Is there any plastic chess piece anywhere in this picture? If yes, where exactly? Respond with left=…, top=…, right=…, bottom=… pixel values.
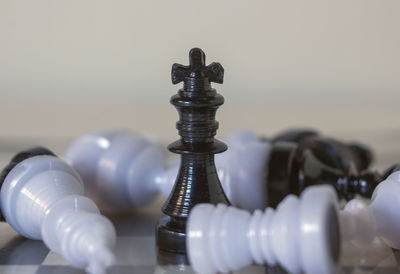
left=340, top=170, right=400, bottom=249
left=219, top=129, right=400, bottom=210
left=187, top=171, right=400, bottom=274
left=0, top=147, right=117, bottom=274
left=187, top=185, right=340, bottom=274
left=64, top=130, right=177, bottom=208
left=156, top=48, right=230, bottom=253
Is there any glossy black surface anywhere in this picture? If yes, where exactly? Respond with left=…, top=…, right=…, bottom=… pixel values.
left=0, top=147, right=56, bottom=221
left=266, top=129, right=399, bottom=207
left=156, top=48, right=230, bottom=253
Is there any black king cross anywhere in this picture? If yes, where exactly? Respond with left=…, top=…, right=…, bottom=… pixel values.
left=171, top=48, right=224, bottom=86
left=156, top=48, right=230, bottom=254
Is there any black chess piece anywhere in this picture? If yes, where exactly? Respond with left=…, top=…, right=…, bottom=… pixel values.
left=265, top=129, right=400, bottom=207
left=156, top=48, right=230, bottom=253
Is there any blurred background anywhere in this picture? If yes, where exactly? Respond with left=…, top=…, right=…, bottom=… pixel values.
left=0, top=0, right=399, bottom=167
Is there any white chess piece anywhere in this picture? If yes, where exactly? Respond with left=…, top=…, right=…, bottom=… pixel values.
left=0, top=149, right=116, bottom=274
left=187, top=172, right=400, bottom=274
left=187, top=185, right=340, bottom=274
left=64, top=130, right=177, bottom=208
left=340, top=170, right=400, bottom=249
left=215, top=130, right=271, bottom=211
left=65, top=130, right=271, bottom=210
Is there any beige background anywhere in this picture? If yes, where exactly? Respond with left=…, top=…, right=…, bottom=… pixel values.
left=0, top=0, right=399, bottom=165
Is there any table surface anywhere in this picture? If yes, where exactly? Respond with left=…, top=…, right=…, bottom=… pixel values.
left=1, top=133, right=400, bottom=274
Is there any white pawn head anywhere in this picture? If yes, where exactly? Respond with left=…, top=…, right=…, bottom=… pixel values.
left=65, top=130, right=167, bottom=208
left=187, top=185, right=340, bottom=274
left=64, top=130, right=128, bottom=187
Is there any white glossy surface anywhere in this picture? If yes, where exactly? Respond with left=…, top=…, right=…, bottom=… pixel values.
left=341, top=171, right=400, bottom=249
left=64, top=130, right=127, bottom=189
left=0, top=156, right=116, bottom=274
left=65, top=130, right=170, bottom=208
left=187, top=185, right=339, bottom=274
left=216, top=130, right=271, bottom=211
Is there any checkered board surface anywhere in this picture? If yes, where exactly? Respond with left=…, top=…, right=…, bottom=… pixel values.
left=1, top=131, right=400, bottom=274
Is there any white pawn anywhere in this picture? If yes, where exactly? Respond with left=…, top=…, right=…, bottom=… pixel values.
left=0, top=148, right=116, bottom=274
left=187, top=185, right=340, bottom=274
left=64, top=130, right=177, bottom=208
left=64, top=130, right=270, bottom=210
left=339, top=170, right=400, bottom=249
left=187, top=172, right=400, bottom=274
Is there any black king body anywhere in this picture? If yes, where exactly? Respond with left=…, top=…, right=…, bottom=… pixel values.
left=156, top=48, right=230, bottom=253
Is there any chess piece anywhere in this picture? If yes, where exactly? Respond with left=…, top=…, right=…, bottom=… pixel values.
left=0, top=147, right=116, bottom=274
left=65, top=130, right=176, bottom=208
left=219, top=129, right=400, bottom=210
left=156, top=48, right=230, bottom=253
left=187, top=171, right=400, bottom=274
left=340, top=170, right=400, bottom=249
left=187, top=185, right=340, bottom=274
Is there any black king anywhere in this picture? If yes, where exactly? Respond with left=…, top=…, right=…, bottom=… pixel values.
left=156, top=48, right=230, bottom=253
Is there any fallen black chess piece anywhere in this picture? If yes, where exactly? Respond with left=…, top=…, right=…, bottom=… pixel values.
left=222, top=128, right=400, bottom=209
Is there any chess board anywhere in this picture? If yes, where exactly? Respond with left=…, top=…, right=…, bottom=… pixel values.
left=1, top=133, right=400, bottom=274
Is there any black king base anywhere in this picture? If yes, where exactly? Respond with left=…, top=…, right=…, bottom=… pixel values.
left=156, top=48, right=230, bottom=253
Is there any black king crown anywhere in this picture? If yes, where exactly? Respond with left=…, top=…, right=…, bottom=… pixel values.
left=156, top=48, right=230, bottom=253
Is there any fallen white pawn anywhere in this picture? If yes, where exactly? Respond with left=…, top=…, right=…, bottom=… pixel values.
left=187, top=171, right=400, bottom=274
left=64, top=130, right=177, bottom=208
left=0, top=148, right=116, bottom=274
left=187, top=185, right=339, bottom=274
